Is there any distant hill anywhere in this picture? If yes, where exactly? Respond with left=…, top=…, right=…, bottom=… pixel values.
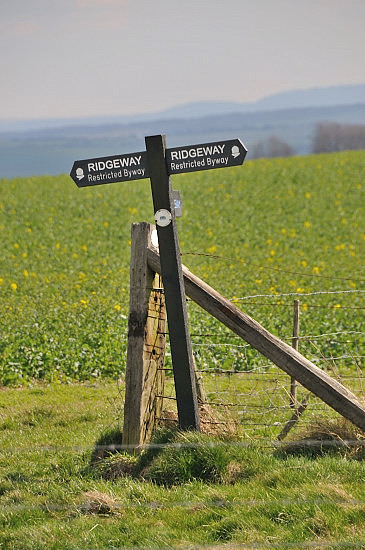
left=1, top=83, right=364, bottom=134
left=1, top=84, right=365, bottom=179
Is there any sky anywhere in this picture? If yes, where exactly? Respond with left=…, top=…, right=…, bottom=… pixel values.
left=1, top=0, right=364, bottom=121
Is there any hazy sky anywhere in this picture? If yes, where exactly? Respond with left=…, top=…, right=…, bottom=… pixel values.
left=1, top=0, right=364, bottom=120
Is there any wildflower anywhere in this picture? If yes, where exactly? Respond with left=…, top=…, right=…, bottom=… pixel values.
left=114, top=304, right=121, bottom=311
left=81, top=245, right=88, bottom=251
left=13, top=243, right=19, bottom=249
left=80, top=299, right=89, bottom=307
left=304, top=221, right=312, bottom=229
left=313, top=266, right=320, bottom=274
left=207, top=245, right=217, bottom=254
left=333, top=304, right=341, bottom=309
left=23, top=270, right=29, bottom=277
left=10, top=282, right=17, bottom=291
left=0, top=277, right=3, bottom=285
left=305, top=192, right=311, bottom=199
left=296, top=287, right=305, bottom=293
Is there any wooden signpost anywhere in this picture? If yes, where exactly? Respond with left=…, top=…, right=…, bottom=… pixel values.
left=70, top=135, right=247, bottom=430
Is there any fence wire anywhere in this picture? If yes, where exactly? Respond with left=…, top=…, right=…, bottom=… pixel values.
left=157, top=281, right=365, bottom=440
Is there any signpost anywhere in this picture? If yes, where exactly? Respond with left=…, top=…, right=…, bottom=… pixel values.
left=70, top=138, right=246, bottom=186
left=70, top=135, right=247, bottom=430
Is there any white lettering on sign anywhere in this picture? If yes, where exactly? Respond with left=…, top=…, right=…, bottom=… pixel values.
left=206, top=157, right=228, bottom=167
left=170, top=159, right=206, bottom=171
left=170, top=144, right=225, bottom=161
left=87, top=155, right=142, bottom=172
left=87, top=167, right=146, bottom=182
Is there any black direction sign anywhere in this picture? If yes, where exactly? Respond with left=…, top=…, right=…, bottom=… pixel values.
left=166, top=138, right=247, bottom=175
left=70, top=151, right=148, bottom=188
left=70, top=139, right=247, bottom=187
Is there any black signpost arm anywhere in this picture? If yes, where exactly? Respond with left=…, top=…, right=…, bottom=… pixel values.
left=145, top=134, right=200, bottom=431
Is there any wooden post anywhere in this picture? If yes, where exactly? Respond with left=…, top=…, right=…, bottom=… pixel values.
left=145, top=135, right=200, bottom=431
left=290, top=299, right=300, bottom=408
left=123, top=222, right=166, bottom=449
left=146, top=246, right=365, bottom=432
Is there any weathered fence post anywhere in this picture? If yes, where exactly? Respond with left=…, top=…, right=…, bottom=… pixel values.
left=290, top=299, right=300, bottom=408
left=123, top=222, right=166, bottom=450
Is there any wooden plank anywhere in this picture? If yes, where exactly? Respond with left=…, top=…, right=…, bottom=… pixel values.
left=147, top=246, right=365, bottom=432
left=145, top=135, right=200, bottom=431
left=123, top=223, right=166, bottom=449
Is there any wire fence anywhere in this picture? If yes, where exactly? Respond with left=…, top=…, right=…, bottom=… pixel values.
left=157, top=277, right=364, bottom=440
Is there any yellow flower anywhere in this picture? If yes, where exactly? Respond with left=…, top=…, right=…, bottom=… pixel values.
left=305, top=192, right=311, bottom=199
left=207, top=245, right=217, bottom=254
left=23, top=270, right=29, bottom=277
left=0, top=277, right=3, bottom=285
left=114, top=304, right=121, bottom=311
left=10, top=282, right=17, bottom=291
left=296, top=287, right=305, bottom=293
left=333, top=304, right=341, bottom=309
left=255, top=279, right=262, bottom=285
left=313, top=266, right=320, bottom=274
left=304, top=221, right=311, bottom=229
left=81, top=245, right=88, bottom=251
left=13, top=243, right=19, bottom=249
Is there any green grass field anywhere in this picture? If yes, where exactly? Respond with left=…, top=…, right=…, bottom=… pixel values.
left=0, top=151, right=364, bottom=548
left=0, top=150, right=363, bottom=384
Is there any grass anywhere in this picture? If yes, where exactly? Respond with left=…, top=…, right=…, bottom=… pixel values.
left=1, top=382, right=365, bottom=549
left=0, top=151, right=364, bottom=547
left=0, top=151, right=364, bottom=384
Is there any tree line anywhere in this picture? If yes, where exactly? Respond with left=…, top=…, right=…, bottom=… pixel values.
left=250, top=122, right=365, bottom=159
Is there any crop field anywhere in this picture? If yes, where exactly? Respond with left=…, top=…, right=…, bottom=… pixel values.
left=0, top=151, right=364, bottom=548
left=0, top=150, right=364, bottom=385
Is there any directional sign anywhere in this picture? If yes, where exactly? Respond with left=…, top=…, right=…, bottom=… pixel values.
left=70, top=151, right=148, bottom=187
left=70, top=139, right=247, bottom=187
left=166, top=138, right=247, bottom=175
